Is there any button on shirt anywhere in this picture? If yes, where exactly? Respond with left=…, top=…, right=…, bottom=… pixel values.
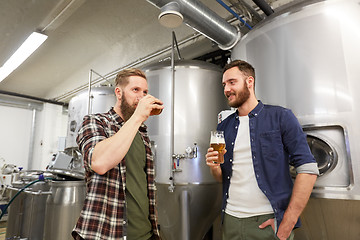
left=218, top=101, right=316, bottom=229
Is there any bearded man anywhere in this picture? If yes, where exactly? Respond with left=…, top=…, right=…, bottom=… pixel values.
left=72, top=68, right=163, bottom=240
left=206, top=60, right=318, bottom=240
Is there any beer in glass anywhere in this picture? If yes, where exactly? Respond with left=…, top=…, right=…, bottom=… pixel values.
left=210, top=130, right=225, bottom=164
left=150, top=102, right=163, bottom=116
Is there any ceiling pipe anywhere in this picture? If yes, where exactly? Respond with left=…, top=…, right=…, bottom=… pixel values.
left=0, top=90, right=67, bottom=106
left=147, top=0, right=241, bottom=50
left=216, top=0, right=252, bottom=30
left=252, top=0, right=274, bottom=16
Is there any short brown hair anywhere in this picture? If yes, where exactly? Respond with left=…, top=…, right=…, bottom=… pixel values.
left=115, top=68, right=147, bottom=88
left=223, top=59, right=255, bottom=80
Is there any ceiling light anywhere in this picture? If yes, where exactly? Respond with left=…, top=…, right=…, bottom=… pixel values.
left=0, top=32, right=48, bottom=83
left=158, top=2, right=183, bottom=28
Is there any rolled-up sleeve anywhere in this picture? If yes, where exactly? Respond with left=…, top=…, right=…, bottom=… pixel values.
left=296, top=162, right=319, bottom=175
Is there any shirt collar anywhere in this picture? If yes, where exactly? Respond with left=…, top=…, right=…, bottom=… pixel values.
left=109, top=107, right=124, bottom=125
left=249, top=100, right=264, bottom=118
left=234, top=100, right=264, bottom=119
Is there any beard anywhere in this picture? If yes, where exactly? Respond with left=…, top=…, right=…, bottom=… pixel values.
left=120, top=91, right=137, bottom=121
left=227, top=81, right=250, bottom=108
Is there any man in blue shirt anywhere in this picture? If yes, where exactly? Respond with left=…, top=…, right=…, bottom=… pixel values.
left=206, top=60, right=318, bottom=240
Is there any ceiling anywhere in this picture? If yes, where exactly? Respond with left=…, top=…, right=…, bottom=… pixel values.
left=0, top=0, right=294, bottom=103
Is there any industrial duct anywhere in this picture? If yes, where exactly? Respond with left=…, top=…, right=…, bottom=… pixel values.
left=147, top=0, right=241, bottom=50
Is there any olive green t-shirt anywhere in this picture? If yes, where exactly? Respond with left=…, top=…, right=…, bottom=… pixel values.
left=125, top=132, right=152, bottom=240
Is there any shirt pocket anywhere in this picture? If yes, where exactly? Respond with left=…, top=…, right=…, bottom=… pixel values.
left=259, top=130, right=284, bottom=164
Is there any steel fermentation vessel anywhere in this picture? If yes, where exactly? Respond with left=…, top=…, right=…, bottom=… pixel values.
left=231, top=0, right=360, bottom=239
left=6, top=171, right=52, bottom=239
left=66, top=86, right=115, bottom=148
left=144, top=60, right=228, bottom=240
left=43, top=180, right=86, bottom=240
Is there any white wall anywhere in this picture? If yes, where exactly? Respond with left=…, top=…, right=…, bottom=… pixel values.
left=0, top=105, right=33, bottom=169
left=0, top=101, right=68, bottom=171
left=32, top=103, right=68, bottom=170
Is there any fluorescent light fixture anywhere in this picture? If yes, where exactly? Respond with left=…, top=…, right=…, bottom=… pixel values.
left=0, top=32, right=48, bottom=82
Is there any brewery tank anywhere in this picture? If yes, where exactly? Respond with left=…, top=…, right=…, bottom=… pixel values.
left=5, top=171, right=53, bottom=239
left=231, top=0, right=360, bottom=239
left=144, top=60, right=228, bottom=240
left=5, top=171, right=86, bottom=240
left=66, top=86, right=116, bottom=148
left=43, top=180, right=86, bottom=240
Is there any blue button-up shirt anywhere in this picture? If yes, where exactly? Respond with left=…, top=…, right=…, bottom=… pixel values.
left=218, top=101, right=316, bottom=229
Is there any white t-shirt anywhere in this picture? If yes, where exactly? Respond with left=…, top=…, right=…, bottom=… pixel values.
left=225, top=115, right=274, bottom=218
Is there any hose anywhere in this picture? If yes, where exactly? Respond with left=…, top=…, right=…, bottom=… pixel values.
left=216, top=0, right=253, bottom=30
left=252, top=0, right=274, bottom=16
left=0, top=174, right=53, bottom=220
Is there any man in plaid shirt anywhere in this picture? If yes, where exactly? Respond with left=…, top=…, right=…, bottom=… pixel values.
left=72, top=68, right=163, bottom=240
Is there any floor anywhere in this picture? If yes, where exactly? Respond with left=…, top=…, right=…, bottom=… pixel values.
left=0, top=221, right=6, bottom=240
left=0, top=230, right=5, bottom=240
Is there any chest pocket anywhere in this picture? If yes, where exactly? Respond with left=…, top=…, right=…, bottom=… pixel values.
left=260, top=130, right=284, bottom=164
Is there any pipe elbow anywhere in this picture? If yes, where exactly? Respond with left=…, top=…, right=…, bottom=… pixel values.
left=218, top=26, right=242, bottom=50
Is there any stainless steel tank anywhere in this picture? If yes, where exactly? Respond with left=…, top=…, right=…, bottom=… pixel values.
left=43, top=180, right=86, bottom=240
left=5, top=171, right=53, bottom=239
left=231, top=0, right=360, bottom=239
left=6, top=170, right=85, bottom=240
left=144, top=60, right=228, bottom=240
left=66, top=86, right=116, bottom=148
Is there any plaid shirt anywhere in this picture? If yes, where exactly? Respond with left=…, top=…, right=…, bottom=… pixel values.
left=72, top=108, right=160, bottom=240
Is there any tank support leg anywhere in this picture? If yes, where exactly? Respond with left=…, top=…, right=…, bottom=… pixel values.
left=180, top=190, right=190, bottom=240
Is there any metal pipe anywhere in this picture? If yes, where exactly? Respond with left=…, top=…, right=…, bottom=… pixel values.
left=180, top=190, right=190, bottom=240
left=0, top=90, right=67, bottom=106
left=147, top=0, right=240, bottom=50
left=88, top=70, right=93, bottom=114
left=27, top=109, right=37, bottom=170
left=0, top=97, right=43, bottom=110
left=173, top=31, right=183, bottom=60
left=169, top=31, right=176, bottom=192
left=252, top=0, right=274, bottom=16
left=90, top=69, right=113, bottom=86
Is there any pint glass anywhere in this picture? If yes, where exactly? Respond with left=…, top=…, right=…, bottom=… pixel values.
left=210, top=131, right=226, bottom=164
